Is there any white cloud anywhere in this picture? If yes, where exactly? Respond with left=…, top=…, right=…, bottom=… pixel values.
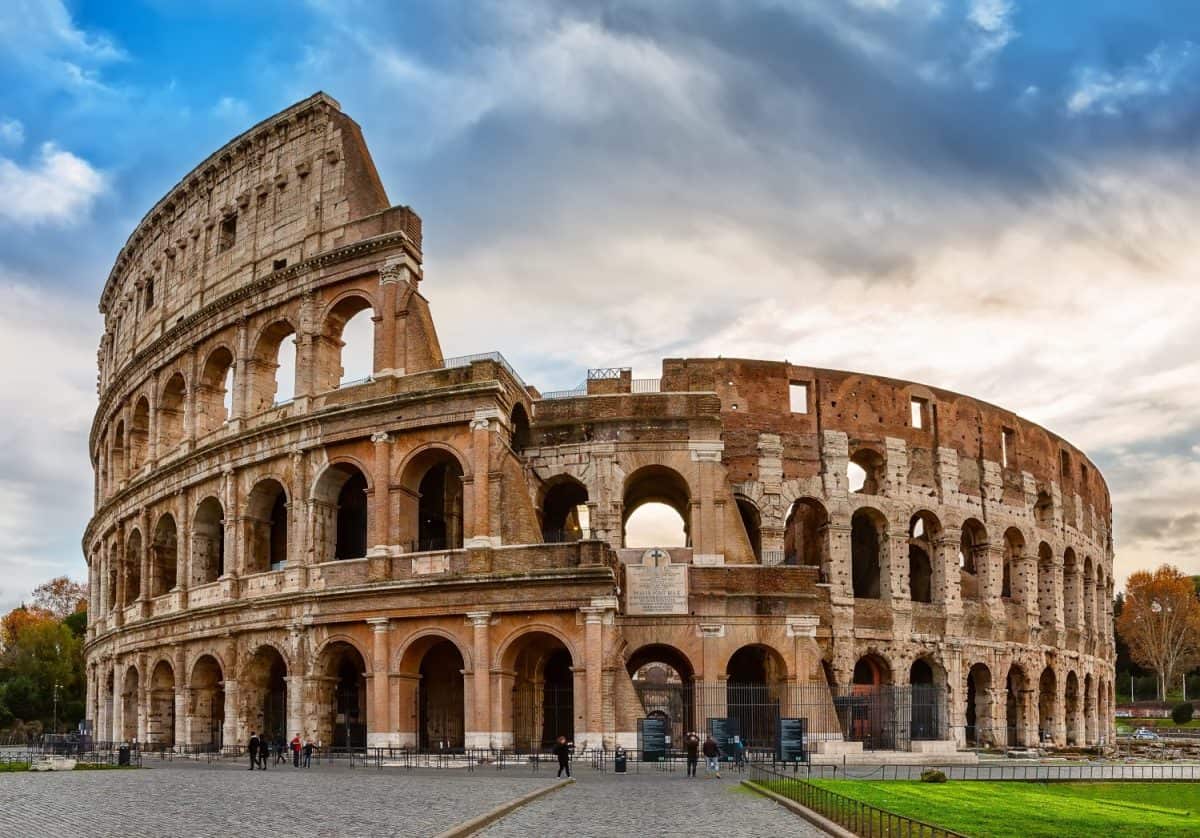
left=0, top=142, right=105, bottom=225
left=0, top=118, right=23, bottom=146
left=1068, top=42, right=1197, bottom=115
left=0, top=0, right=125, bottom=95
left=963, top=0, right=1016, bottom=85
left=211, top=96, right=250, bottom=123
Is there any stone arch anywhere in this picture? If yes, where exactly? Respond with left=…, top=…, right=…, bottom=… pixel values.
left=123, top=527, right=142, bottom=606
left=734, top=494, right=763, bottom=562
left=724, top=643, right=790, bottom=684
left=498, top=628, right=576, bottom=751
left=1002, top=527, right=1025, bottom=601
left=1038, top=665, right=1057, bottom=744
left=317, top=292, right=378, bottom=392
left=725, top=643, right=790, bottom=750
left=495, top=624, right=581, bottom=673
left=188, top=653, right=225, bottom=749
left=965, top=662, right=992, bottom=746
left=850, top=507, right=886, bottom=599
left=908, top=511, right=941, bottom=603
left=240, top=643, right=289, bottom=743
left=1004, top=663, right=1029, bottom=747
left=398, top=444, right=469, bottom=552
left=852, top=652, right=893, bottom=687
left=314, top=639, right=370, bottom=749
left=247, top=317, right=299, bottom=414
left=312, top=461, right=371, bottom=561
left=622, top=464, right=692, bottom=548
left=509, top=403, right=531, bottom=453
left=120, top=664, right=140, bottom=743
left=158, top=372, right=187, bottom=453
left=196, top=345, right=236, bottom=436
left=848, top=447, right=886, bottom=495
left=151, top=512, right=178, bottom=596
left=539, top=475, right=589, bottom=543
left=244, top=477, right=289, bottom=573
left=413, top=638, right=467, bottom=750
left=111, top=419, right=126, bottom=485
left=395, top=628, right=474, bottom=674
left=148, top=659, right=176, bottom=747
left=129, top=396, right=150, bottom=472
left=909, top=656, right=946, bottom=741
left=625, top=643, right=697, bottom=749
left=958, top=517, right=988, bottom=601
left=783, top=497, right=828, bottom=568
left=192, top=496, right=225, bottom=584
left=1065, top=670, right=1081, bottom=745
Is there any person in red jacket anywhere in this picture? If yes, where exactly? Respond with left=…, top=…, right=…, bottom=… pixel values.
left=291, top=733, right=302, bottom=768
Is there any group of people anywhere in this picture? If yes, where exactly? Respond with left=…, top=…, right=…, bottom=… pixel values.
left=246, top=732, right=315, bottom=769
left=683, top=732, right=731, bottom=778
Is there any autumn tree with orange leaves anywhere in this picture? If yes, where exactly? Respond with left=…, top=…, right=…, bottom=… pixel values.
left=1117, top=564, right=1200, bottom=700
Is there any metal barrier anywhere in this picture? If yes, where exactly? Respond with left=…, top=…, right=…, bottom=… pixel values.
left=749, top=764, right=967, bottom=837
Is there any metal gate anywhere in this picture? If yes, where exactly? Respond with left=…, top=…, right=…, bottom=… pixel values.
left=512, top=684, right=573, bottom=752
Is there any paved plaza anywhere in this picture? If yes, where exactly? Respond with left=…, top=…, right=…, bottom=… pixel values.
left=0, top=759, right=822, bottom=837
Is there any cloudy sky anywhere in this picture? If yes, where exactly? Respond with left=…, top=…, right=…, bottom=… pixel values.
left=1, top=0, right=1198, bottom=611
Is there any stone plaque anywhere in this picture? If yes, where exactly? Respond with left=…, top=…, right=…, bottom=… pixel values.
left=412, top=554, right=450, bottom=575
left=625, top=548, right=688, bottom=615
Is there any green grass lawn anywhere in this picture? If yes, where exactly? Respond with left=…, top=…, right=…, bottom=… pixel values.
left=792, top=780, right=1200, bottom=837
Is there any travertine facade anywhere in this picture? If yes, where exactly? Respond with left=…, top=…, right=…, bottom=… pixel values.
left=84, top=93, right=1115, bottom=755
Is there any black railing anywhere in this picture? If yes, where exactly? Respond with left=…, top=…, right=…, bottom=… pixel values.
left=749, top=764, right=968, bottom=837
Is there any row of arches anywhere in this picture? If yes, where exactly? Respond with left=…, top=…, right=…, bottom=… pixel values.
left=98, top=294, right=376, bottom=499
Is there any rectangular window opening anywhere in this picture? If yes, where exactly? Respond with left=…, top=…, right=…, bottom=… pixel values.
left=144, top=278, right=155, bottom=310
left=219, top=215, right=237, bottom=253
left=1002, top=427, right=1015, bottom=468
left=910, top=397, right=928, bottom=429
left=1060, top=450, right=1071, bottom=478
left=789, top=382, right=809, bottom=414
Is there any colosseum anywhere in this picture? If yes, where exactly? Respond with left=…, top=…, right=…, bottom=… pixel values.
left=83, top=93, right=1115, bottom=761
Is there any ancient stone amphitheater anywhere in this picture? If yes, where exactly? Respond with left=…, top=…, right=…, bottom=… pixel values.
left=84, top=93, right=1115, bottom=759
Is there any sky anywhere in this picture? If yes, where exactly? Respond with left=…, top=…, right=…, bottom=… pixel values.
left=1, top=0, right=1198, bottom=611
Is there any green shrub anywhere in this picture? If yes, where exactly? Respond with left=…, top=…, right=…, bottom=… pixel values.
left=1172, top=702, right=1195, bottom=725
left=920, top=769, right=948, bottom=783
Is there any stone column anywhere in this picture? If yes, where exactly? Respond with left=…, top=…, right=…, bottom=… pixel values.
left=221, top=466, right=239, bottom=595
left=937, top=529, right=962, bottom=611
left=114, top=527, right=126, bottom=626
left=367, top=618, right=392, bottom=746
left=1052, top=670, right=1067, bottom=746
left=369, top=433, right=392, bottom=576
left=467, top=410, right=498, bottom=547
left=376, top=259, right=402, bottom=375
left=1052, top=556, right=1065, bottom=634
left=222, top=680, right=239, bottom=751
left=581, top=606, right=604, bottom=746
left=826, top=521, right=852, bottom=598
left=173, top=646, right=188, bottom=748
left=139, top=507, right=152, bottom=607
left=285, top=676, right=306, bottom=743
left=466, top=612, right=493, bottom=748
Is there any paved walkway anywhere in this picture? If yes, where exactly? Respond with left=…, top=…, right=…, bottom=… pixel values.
left=0, top=759, right=824, bottom=837
left=482, top=769, right=826, bottom=837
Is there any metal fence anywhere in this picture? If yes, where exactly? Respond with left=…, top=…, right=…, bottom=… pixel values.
left=798, top=761, right=1200, bottom=781
left=750, top=764, right=968, bottom=837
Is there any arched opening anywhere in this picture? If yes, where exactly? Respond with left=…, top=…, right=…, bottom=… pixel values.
left=627, top=645, right=695, bottom=749
left=242, top=646, right=288, bottom=744
left=1065, top=671, right=1081, bottom=745
left=1005, top=665, right=1027, bottom=747
left=1038, top=666, right=1057, bottom=745
left=151, top=514, right=178, bottom=596
left=121, top=667, right=139, bottom=743
left=726, top=645, right=787, bottom=750
left=245, top=479, right=288, bottom=573
left=1002, top=528, right=1024, bottom=601
left=1063, top=548, right=1081, bottom=628
left=192, top=497, right=225, bottom=584
left=148, top=660, right=175, bottom=747
left=111, top=421, right=126, bottom=486
left=124, top=529, right=142, bottom=606
left=959, top=518, right=987, bottom=601
left=850, top=508, right=885, bottom=599
left=1033, top=491, right=1054, bottom=528
left=510, top=404, right=531, bottom=453
left=784, top=498, right=828, bottom=567
left=418, top=640, right=465, bottom=750
left=541, top=478, right=589, bottom=543
left=1037, top=542, right=1055, bottom=628
left=508, top=632, right=574, bottom=751
left=966, top=663, right=992, bottom=747
left=908, top=512, right=940, bottom=604
left=622, top=465, right=691, bottom=548
left=319, top=296, right=375, bottom=392
left=909, top=658, right=943, bottom=741
left=103, top=670, right=115, bottom=741
left=248, top=320, right=298, bottom=412
left=735, top=497, right=762, bottom=562
left=158, top=373, right=186, bottom=454
left=313, top=463, right=369, bottom=561
left=417, top=460, right=464, bottom=551
left=190, top=655, right=225, bottom=750
left=319, top=642, right=368, bottom=749
left=129, top=398, right=150, bottom=472
left=1083, top=556, right=1095, bottom=634
left=844, top=654, right=894, bottom=749
left=848, top=448, right=885, bottom=495
left=1084, top=674, right=1096, bottom=744
left=197, top=347, right=235, bottom=436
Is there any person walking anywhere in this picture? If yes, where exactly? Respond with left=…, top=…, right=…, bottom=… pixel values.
left=258, top=734, right=270, bottom=770
left=553, top=735, right=571, bottom=778
left=248, top=732, right=260, bottom=770
left=684, top=732, right=700, bottom=778
left=702, top=735, right=720, bottom=779
left=276, top=735, right=287, bottom=765
left=302, top=737, right=313, bottom=768
left=291, top=732, right=302, bottom=768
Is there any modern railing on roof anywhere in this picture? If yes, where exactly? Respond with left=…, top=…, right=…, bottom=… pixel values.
left=439, top=351, right=527, bottom=389
left=335, top=375, right=375, bottom=389
left=540, top=384, right=587, bottom=400
left=631, top=378, right=660, bottom=393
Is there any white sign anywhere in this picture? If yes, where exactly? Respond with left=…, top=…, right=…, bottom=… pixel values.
left=625, top=548, right=688, bottom=615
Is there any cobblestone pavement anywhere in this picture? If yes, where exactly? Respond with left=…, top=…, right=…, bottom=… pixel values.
left=0, top=760, right=548, bottom=838
left=481, top=769, right=827, bottom=837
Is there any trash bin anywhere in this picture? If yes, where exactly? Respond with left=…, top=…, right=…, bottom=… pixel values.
left=614, top=747, right=627, bottom=774
left=118, top=743, right=130, bottom=766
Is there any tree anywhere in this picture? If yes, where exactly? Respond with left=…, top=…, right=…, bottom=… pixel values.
left=1117, top=565, right=1200, bottom=700
left=30, top=577, right=88, bottom=620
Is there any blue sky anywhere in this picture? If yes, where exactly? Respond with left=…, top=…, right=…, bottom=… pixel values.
left=2, top=0, right=1200, bottom=610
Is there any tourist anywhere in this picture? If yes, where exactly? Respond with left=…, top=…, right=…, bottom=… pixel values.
left=684, top=732, right=700, bottom=777
left=702, top=735, right=720, bottom=779
left=302, top=737, right=313, bottom=768
left=553, top=735, right=571, bottom=778
left=291, top=732, right=302, bottom=767
left=248, top=731, right=260, bottom=770
left=259, top=734, right=270, bottom=769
